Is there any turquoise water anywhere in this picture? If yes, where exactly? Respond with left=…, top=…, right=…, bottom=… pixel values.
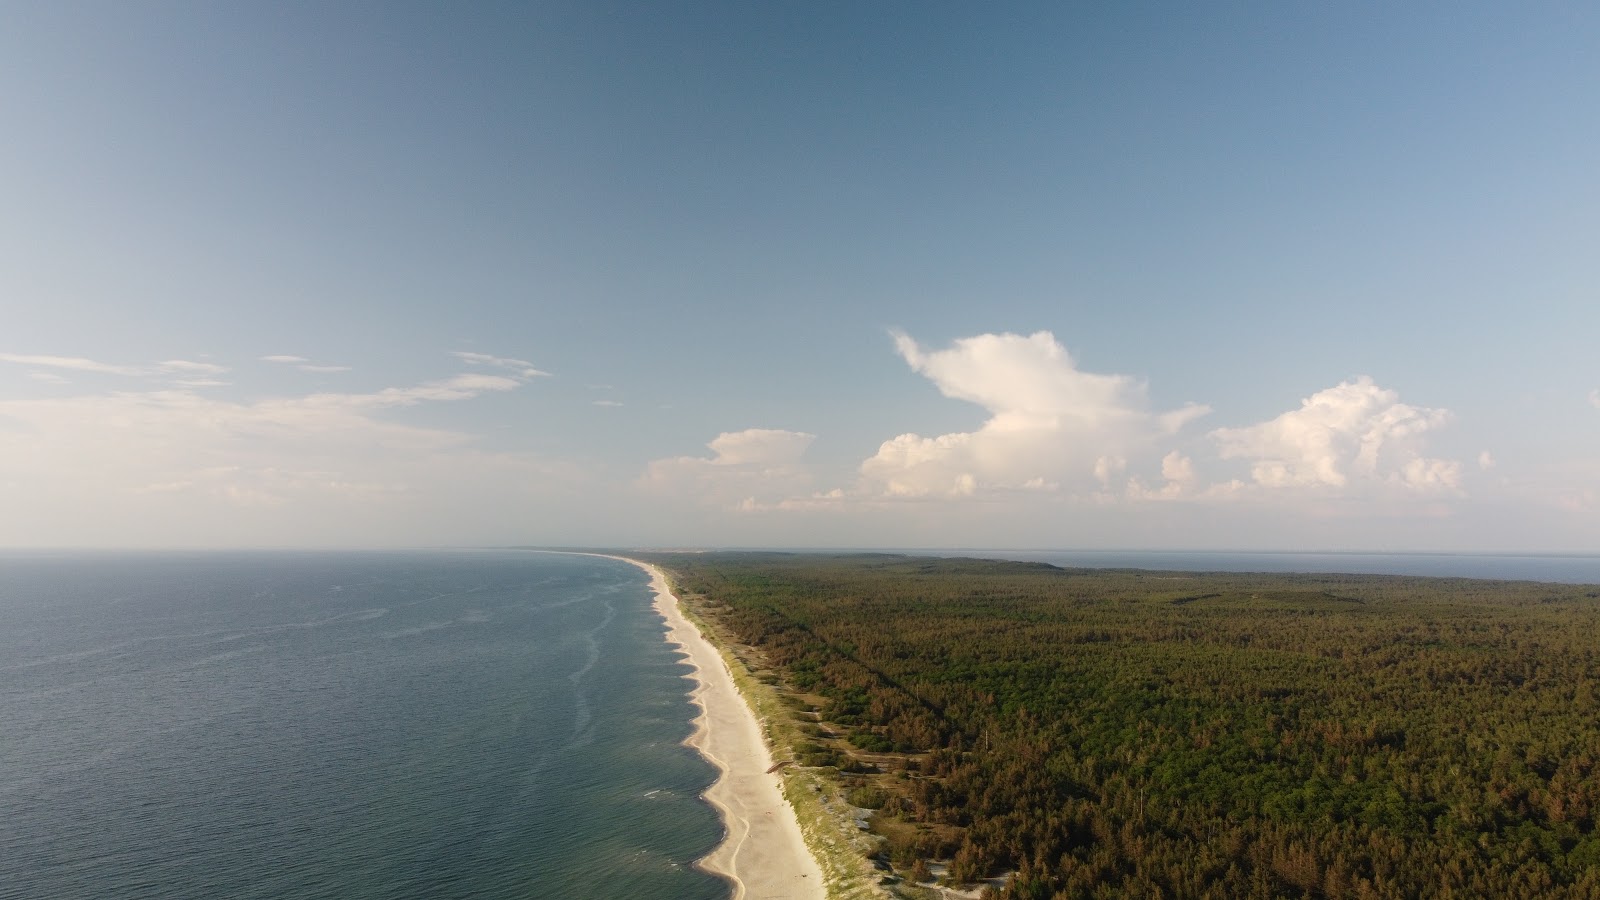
left=0, top=551, right=726, bottom=900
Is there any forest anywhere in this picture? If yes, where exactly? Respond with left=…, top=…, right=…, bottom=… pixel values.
left=634, top=552, right=1600, bottom=900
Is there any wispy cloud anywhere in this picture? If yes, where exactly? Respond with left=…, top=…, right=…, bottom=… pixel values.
left=1, top=353, right=146, bottom=376
left=289, top=373, right=523, bottom=412
left=26, top=371, right=70, bottom=384
left=158, top=359, right=228, bottom=375
left=261, top=355, right=351, bottom=374
left=1590, top=388, right=1600, bottom=409
left=1, top=353, right=229, bottom=378
left=593, top=399, right=623, bottom=407
left=0, top=366, right=572, bottom=544
left=454, top=351, right=551, bottom=379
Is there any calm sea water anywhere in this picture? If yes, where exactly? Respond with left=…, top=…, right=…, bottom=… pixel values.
left=0, top=551, right=726, bottom=900
left=931, top=549, right=1600, bottom=584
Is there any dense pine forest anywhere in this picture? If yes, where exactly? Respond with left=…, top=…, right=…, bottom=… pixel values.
left=636, top=552, right=1600, bottom=900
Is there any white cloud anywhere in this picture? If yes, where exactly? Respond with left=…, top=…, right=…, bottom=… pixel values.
left=1093, top=455, right=1126, bottom=488
left=157, top=359, right=228, bottom=375
left=1478, top=450, right=1495, bottom=470
left=1163, top=450, right=1196, bottom=483
left=260, top=355, right=350, bottom=373
left=2, top=353, right=229, bottom=378
left=1127, top=451, right=1198, bottom=501
left=453, top=351, right=551, bottom=379
left=1, top=353, right=146, bottom=376
left=27, top=372, right=69, bottom=384
left=300, top=373, right=522, bottom=411
left=642, top=428, right=816, bottom=507
left=259, top=353, right=350, bottom=371
left=794, top=487, right=848, bottom=504
left=857, top=331, right=1209, bottom=499
left=0, top=368, right=574, bottom=545
left=1211, top=377, right=1460, bottom=494
left=1590, top=388, right=1600, bottom=409
left=704, top=428, right=813, bottom=465
left=593, top=399, right=624, bottom=407
left=173, top=378, right=230, bottom=388
left=1400, top=457, right=1463, bottom=492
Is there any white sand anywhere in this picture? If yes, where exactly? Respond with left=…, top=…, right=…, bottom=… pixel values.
left=616, top=557, right=826, bottom=900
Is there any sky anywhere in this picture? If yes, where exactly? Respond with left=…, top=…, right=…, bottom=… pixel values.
left=2, top=2, right=1597, bottom=551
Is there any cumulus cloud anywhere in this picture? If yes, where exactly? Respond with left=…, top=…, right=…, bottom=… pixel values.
left=642, top=428, right=816, bottom=508
left=857, top=331, right=1209, bottom=499
left=1163, top=451, right=1196, bottom=483
left=703, top=429, right=814, bottom=465
left=1126, top=451, right=1199, bottom=501
left=1210, top=377, right=1460, bottom=493
left=1093, top=455, right=1126, bottom=488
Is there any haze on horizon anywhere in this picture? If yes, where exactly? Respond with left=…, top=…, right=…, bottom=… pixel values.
left=2, top=3, right=1596, bottom=553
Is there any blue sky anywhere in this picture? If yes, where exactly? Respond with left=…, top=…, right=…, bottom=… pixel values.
left=3, top=2, right=1597, bottom=550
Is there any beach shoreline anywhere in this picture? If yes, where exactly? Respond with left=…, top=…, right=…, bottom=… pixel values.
left=612, top=556, right=826, bottom=900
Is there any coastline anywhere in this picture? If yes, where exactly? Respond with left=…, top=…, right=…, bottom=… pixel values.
left=614, top=556, right=827, bottom=900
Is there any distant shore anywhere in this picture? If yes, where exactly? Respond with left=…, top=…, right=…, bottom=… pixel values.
left=614, top=557, right=826, bottom=900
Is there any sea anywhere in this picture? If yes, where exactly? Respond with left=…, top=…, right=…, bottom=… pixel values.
left=0, top=551, right=727, bottom=900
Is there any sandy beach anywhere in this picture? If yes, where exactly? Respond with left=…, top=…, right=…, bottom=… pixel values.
left=615, top=557, right=826, bottom=900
